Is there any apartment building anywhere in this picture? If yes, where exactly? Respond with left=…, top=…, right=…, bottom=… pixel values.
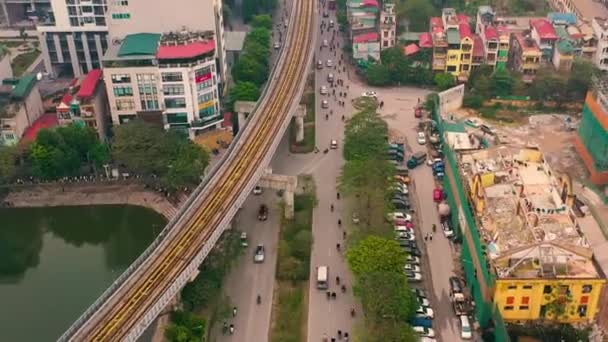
left=352, top=32, right=380, bottom=60
left=37, top=0, right=109, bottom=77
left=509, top=32, right=541, bottom=83
left=530, top=19, right=559, bottom=61
left=0, top=74, right=44, bottom=145
left=429, top=9, right=473, bottom=80
left=379, top=2, right=396, bottom=50
left=475, top=6, right=509, bottom=70
left=347, top=0, right=379, bottom=60
left=0, top=0, right=51, bottom=28
left=103, top=31, right=222, bottom=137
left=592, top=18, right=608, bottom=71
left=553, top=26, right=575, bottom=71
left=430, top=16, right=447, bottom=71
left=575, top=75, right=608, bottom=185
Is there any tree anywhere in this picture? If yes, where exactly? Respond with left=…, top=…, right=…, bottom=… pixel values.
left=363, top=319, right=419, bottom=342
left=567, top=59, right=597, bottom=101
left=242, top=0, right=257, bottom=22
left=223, top=4, right=232, bottom=26
left=400, top=0, right=436, bottom=31
left=343, top=110, right=388, bottom=161
left=434, top=72, right=455, bottom=90
left=366, top=64, right=391, bottom=86
left=347, top=236, right=407, bottom=276
left=165, top=310, right=206, bottom=342
left=356, top=271, right=418, bottom=323
left=246, top=28, right=271, bottom=48
left=530, top=69, right=567, bottom=104
left=0, top=145, right=17, bottom=183
left=112, top=120, right=168, bottom=175
left=165, top=139, right=209, bottom=190
left=251, top=14, right=273, bottom=30
left=473, top=75, right=492, bottom=99
left=233, top=54, right=268, bottom=86
left=490, top=68, right=514, bottom=97
left=230, top=81, right=260, bottom=109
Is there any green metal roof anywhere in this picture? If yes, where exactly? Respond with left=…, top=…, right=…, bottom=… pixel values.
left=557, top=39, right=574, bottom=54
left=443, top=120, right=466, bottom=133
left=447, top=29, right=460, bottom=45
left=555, top=26, right=569, bottom=39
left=118, top=33, right=161, bottom=57
left=11, top=74, right=36, bottom=99
left=399, top=32, right=422, bottom=42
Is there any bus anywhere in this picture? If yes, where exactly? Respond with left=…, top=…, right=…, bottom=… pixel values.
left=316, top=266, right=329, bottom=289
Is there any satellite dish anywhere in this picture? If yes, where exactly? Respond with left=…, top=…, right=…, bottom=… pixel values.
left=36, top=72, right=42, bottom=80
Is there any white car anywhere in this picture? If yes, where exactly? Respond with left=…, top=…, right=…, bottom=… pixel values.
left=413, top=326, right=436, bottom=338
left=404, top=263, right=421, bottom=272
left=426, top=158, right=443, bottom=166
left=405, top=271, right=423, bottom=282
left=329, top=19, right=334, bottom=27
left=321, top=100, right=329, bottom=108
left=273, top=42, right=280, bottom=49
left=320, top=85, right=328, bottom=95
left=397, top=232, right=416, bottom=241
left=406, top=255, right=420, bottom=265
left=417, top=131, right=426, bottom=145
left=322, top=39, right=328, bottom=47
left=326, top=59, right=333, bottom=67
left=362, top=91, right=377, bottom=98
left=388, top=212, right=412, bottom=222
left=416, top=306, right=434, bottom=319
left=352, top=212, right=360, bottom=224
left=391, top=183, right=409, bottom=195
left=330, top=139, right=338, bottom=149
left=411, top=287, right=426, bottom=298
left=254, top=244, right=265, bottom=263
left=460, top=315, right=472, bottom=339
left=417, top=296, right=431, bottom=307
left=253, top=186, right=263, bottom=195
left=317, top=60, right=323, bottom=69
left=464, top=118, right=481, bottom=128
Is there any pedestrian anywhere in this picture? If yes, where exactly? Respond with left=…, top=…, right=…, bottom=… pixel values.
left=232, top=306, right=237, bottom=317
left=429, top=234, right=433, bottom=241
left=338, top=330, right=342, bottom=338
left=343, top=231, right=346, bottom=238
left=424, top=234, right=428, bottom=242
left=336, top=276, right=341, bottom=284
left=331, top=292, right=337, bottom=299
left=326, top=291, right=331, bottom=299
left=336, top=242, right=341, bottom=251
left=338, top=219, right=342, bottom=226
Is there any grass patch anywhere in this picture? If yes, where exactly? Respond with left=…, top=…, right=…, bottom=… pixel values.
left=12, top=49, right=40, bottom=76
left=0, top=40, right=25, bottom=48
left=270, top=176, right=315, bottom=342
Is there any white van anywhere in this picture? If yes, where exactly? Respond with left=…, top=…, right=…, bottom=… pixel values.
left=316, top=266, right=329, bottom=289
left=459, top=315, right=472, bottom=339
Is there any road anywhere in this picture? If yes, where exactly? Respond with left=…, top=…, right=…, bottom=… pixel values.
left=212, top=191, right=281, bottom=342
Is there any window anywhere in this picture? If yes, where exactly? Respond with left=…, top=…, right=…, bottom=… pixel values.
left=506, top=296, right=514, bottom=305
left=162, top=72, right=182, bottom=82
left=447, top=65, right=457, bottom=72
left=197, top=79, right=213, bottom=90
left=4, top=133, right=15, bottom=141
left=543, top=285, right=552, bottom=294
left=503, top=306, right=514, bottom=311
left=519, top=306, right=529, bottom=310
left=523, top=285, right=533, bottom=290
left=578, top=305, right=588, bottom=317
left=113, top=86, right=133, bottom=97
left=111, top=74, right=131, bottom=83
left=507, top=285, right=517, bottom=290
left=163, top=84, right=185, bottom=96
left=114, top=0, right=129, bottom=5
left=166, top=112, right=188, bottom=124
left=165, top=98, right=186, bottom=109
left=383, top=41, right=388, bottom=47
left=383, top=31, right=388, bottom=38
left=111, top=13, right=131, bottom=19
left=195, top=67, right=211, bottom=77
left=580, top=296, right=589, bottom=304
left=115, top=99, right=135, bottom=110
left=558, top=285, right=571, bottom=296
left=582, top=284, right=593, bottom=293
left=521, top=296, right=529, bottom=305
left=140, top=99, right=159, bottom=110
left=81, top=6, right=93, bottom=13
left=198, top=92, right=214, bottom=103
left=199, top=105, right=216, bottom=118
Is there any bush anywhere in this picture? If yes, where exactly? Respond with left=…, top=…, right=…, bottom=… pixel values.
left=463, top=93, right=483, bottom=109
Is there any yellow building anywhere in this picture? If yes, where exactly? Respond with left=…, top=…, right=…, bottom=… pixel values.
left=437, top=9, right=473, bottom=81
left=462, top=146, right=606, bottom=323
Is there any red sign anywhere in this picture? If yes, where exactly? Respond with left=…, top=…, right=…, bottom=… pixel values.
left=195, top=73, right=212, bottom=83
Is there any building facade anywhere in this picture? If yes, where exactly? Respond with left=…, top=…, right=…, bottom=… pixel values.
left=379, top=2, right=395, bottom=50
left=592, top=18, right=608, bottom=71
left=508, top=32, right=541, bottom=83
left=0, top=74, right=44, bottom=145
left=575, top=76, right=608, bottom=185
left=0, top=0, right=52, bottom=29
left=352, top=32, right=380, bottom=60
left=530, top=18, right=559, bottom=61
left=37, top=0, right=109, bottom=77
left=103, top=31, right=222, bottom=137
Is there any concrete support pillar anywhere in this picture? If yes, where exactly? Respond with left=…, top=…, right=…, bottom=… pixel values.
left=258, top=169, right=298, bottom=219
left=238, top=111, right=246, bottom=130
left=234, top=101, right=257, bottom=130
left=294, top=104, right=306, bottom=143
left=283, top=189, right=294, bottom=219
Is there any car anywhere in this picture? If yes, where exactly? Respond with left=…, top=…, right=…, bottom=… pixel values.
left=403, top=245, right=421, bottom=257
left=415, top=306, right=434, bottom=319
left=273, top=42, right=280, bottom=49
left=253, top=185, right=263, bottom=195
left=327, top=73, right=334, bottom=82
left=322, top=39, right=329, bottom=47
left=411, top=316, right=433, bottom=329
left=388, top=212, right=412, bottom=222
left=352, top=212, right=360, bottom=224
left=413, top=326, right=436, bottom=338
left=321, top=100, right=329, bottom=108
left=397, top=232, right=416, bottom=241
left=326, top=59, right=333, bottom=67
left=417, top=131, right=427, bottom=145
left=411, top=287, right=426, bottom=298
left=404, top=263, right=421, bottom=272
left=405, top=270, right=423, bottom=282
left=240, top=232, right=248, bottom=247
left=442, top=220, right=454, bottom=238
left=395, top=226, right=414, bottom=235
left=317, top=60, right=323, bottom=69
left=393, top=192, right=408, bottom=201
left=433, top=188, right=443, bottom=203
left=254, top=245, right=265, bottom=263
left=460, top=315, right=472, bottom=339
left=258, top=204, right=268, bottom=221
left=464, top=118, right=481, bottom=128
left=320, top=85, right=328, bottom=95
left=392, top=199, right=409, bottom=210
left=323, top=10, right=329, bottom=17
left=362, top=90, right=377, bottom=98
left=417, top=296, right=431, bottom=307
left=395, top=217, right=414, bottom=227
left=406, top=255, right=421, bottom=265
left=426, top=157, right=443, bottom=166
left=480, top=123, right=497, bottom=135
left=420, top=338, right=437, bottom=342
left=329, top=20, right=334, bottom=27
left=284, top=19, right=288, bottom=28
left=397, top=238, right=414, bottom=247
left=449, top=276, right=463, bottom=294
left=391, top=183, right=409, bottom=195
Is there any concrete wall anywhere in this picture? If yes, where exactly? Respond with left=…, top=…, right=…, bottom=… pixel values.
left=437, top=84, right=464, bottom=117
left=0, top=52, right=12, bottom=81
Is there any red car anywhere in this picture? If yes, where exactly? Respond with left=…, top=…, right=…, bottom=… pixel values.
left=433, top=188, right=443, bottom=203
left=415, top=106, right=423, bottom=118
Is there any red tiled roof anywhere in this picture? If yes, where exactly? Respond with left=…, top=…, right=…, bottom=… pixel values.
left=362, top=0, right=378, bottom=7
left=156, top=40, right=216, bottom=59
left=403, top=43, right=420, bottom=56
left=496, top=25, right=509, bottom=36
left=419, top=32, right=433, bottom=48
left=61, top=93, right=72, bottom=105
left=22, top=113, right=58, bottom=142
left=457, top=14, right=468, bottom=24
left=513, top=32, right=540, bottom=52
left=485, top=25, right=498, bottom=40
left=530, top=19, right=558, bottom=40
left=459, top=23, right=472, bottom=39
left=473, top=35, right=485, bottom=57
left=353, top=32, right=379, bottom=43
left=77, top=69, right=102, bottom=99
left=430, top=17, right=443, bottom=30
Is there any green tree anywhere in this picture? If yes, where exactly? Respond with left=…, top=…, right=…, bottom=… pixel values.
left=0, top=145, right=17, bottom=183
left=233, top=54, right=268, bottom=85
left=366, top=63, right=391, bottom=86
left=400, top=0, right=436, bottom=31
left=567, top=59, right=597, bottom=101
left=490, top=68, right=514, bottom=97
left=251, top=14, right=273, bottom=30
left=347, top=236, right=407, bottom=276
left=112, top=120, right=168, bottom=175
left=530, top=69, right=567, bottom=104
left=434, top=72, right=455, bottom=90
left=246, top=28, right=271, bottom=49
left=223, top=4, right=232, bottom=25
left=343, top=110, right=388, bottom=161
left=356, top=271, right=418, bottom=323
left=165, top=139, right=209, bottom=190
left=229, top=81, right=261, bottom=108
left=472, top=74, right=492, bottom=99
left=165, top=310, right=206, bottom=342
left=363, top=319, right=419, bottom=342
left=242, top=0, right=257, bottom=22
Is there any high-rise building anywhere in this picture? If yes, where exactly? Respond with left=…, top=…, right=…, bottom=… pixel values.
left=0, top=0, right=52, bottom=29
left=37, top=0, right=109, bottom=77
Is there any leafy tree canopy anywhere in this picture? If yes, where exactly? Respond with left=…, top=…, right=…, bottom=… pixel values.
left=250, top=14, right=273, bottom=30
left=356, top=271, right=418, bottom=323
left=347, top=236, right=407, bottom=276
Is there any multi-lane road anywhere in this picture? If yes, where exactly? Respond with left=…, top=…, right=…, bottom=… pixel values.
left=63, top=0, right=316, bottom=340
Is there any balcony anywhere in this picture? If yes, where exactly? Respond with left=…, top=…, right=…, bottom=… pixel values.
left=432, top=59, right=446, bottom=70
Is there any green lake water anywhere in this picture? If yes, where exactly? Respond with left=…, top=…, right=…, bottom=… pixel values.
left=0, top=205, right=165, bottom=342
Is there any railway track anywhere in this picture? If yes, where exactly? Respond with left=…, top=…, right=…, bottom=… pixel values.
left=67, top=0, right=315, bottom=340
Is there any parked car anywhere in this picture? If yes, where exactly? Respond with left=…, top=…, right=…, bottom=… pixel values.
left=326, top=59, right=333, bottom=67
left=464, top=118, right=481, bottom=128
left=254, top=245, right=265, bottom=263
left=415, top=306, right=434, bottom=319
left=392, top=199, right=410, bottom=210
left=407, top=151, right=427, bottom=169
left=388, top=212, right=412, bottom=222
left=330, top=139, right=338, bottom=149
left=397, top=232, right=416, bottom=241
left=404, top=263, right=421, bottom=272
left=317, top=60, right=323, bottom=69
left=405, top=270, right=423, bottom=282
left=413, top=326, right=436, bottom=338
left=442, top=220, right=454, bottom=238
left=406, top=255, right=421, bottom=265
left=417, top=131, right=427, bottom=145
left=321, top=100, right=329, bottom=108
left=273, top=42, right=280, bottom=49
left=327, top=73, right=334, bottom=82
left=411, top=287, right=427, bottom=298
left=253, top=186, right=263, bottom=195
left=240, top=232, right=248, bottom=247
left=258, top=204, right=268, bottom=221
left=433, top=188, right=443, bottom=203
left=362, top=91, right=378, bottom=98
left=411, top=316, right=432, bottom=328
left=329, top=19, right=334, bottom=27
left=403, top=245, right=421, bottom=257
left=417, top=296, right=430, bottom=307
left=319, top=85, right=328, bottom=95
left=449, top=276, right=463, bottom=295
left=459, top=315, right=472, bottom=339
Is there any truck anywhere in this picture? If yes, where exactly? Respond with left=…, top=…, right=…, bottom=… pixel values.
left=452, top=292, right=471, bottom=315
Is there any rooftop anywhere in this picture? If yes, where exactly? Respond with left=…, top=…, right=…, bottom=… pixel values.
left=21, top=113, right=58, bottom=142
left=11, top=74, right=36, bottom=99
left=485, top=25, right=498, bottom=40
left=419, top=32, right=433, bottom=48
left=460, top=146, right=598, bottom=279
left=512, top=32, right=541, bottom=53
left=76, top=69, right=102, bottom=99
left=447, top=28, right=460, bottom=44
left=569, top=0, right=608, bottom=21
left=548, top=12, right=577, bottom=26
left=353, top=32, right=379, bottom=43
left=156, top=39, right=215, bottom=59
left=224, top=31, right=247, bottom=51
left=557, top=39, right=575, bottom=54
left=530, top=19, right=559, bottom=40
left=118, top=33, right=161, bottom=57
left=459, top=22, right=472, bottom=40
left=403, top=43, right=419, bottom=56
